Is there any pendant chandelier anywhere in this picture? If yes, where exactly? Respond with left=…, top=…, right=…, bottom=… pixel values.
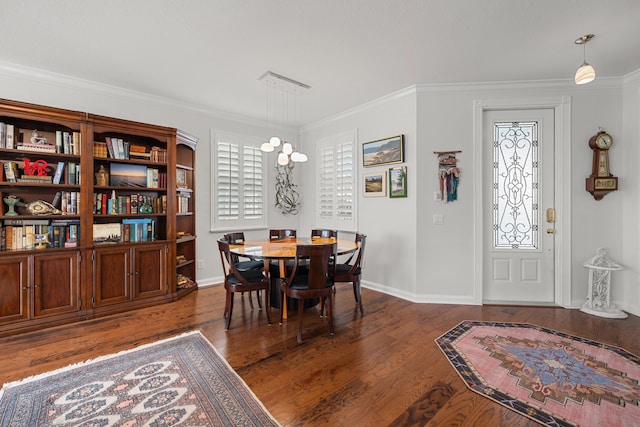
left=574, top=34, right=596, bottom=85
left=259, top=71, right=310, bottom=165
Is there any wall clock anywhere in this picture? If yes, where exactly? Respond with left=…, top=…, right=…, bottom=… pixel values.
left=586, top=130, right=618, bottom=200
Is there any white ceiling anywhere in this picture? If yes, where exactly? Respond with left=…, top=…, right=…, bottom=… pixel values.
left=2, top=1, right=640, bottom=127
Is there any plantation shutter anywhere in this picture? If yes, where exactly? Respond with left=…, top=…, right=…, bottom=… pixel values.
left=316, top=130, right=357, bottom=231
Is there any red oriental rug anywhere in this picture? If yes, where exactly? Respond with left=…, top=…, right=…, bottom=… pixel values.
left=435, top=320, right=640, bottom=427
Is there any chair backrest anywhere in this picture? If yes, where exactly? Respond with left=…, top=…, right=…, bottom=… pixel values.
left=269, top=229, right=297, bottom=240
left=217, top=238, right=252, bottom=284
left=311, top=229, right=338, bottom=239
left=223, top=232, right=245, bottom=263
left=288, top=243, right=337, bottom=290
left=342, top=233, right=367, bottom=274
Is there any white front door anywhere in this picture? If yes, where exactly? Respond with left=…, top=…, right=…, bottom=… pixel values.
left=483, top=109, right=555, bottom=303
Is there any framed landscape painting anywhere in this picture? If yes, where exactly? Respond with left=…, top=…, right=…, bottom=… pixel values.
left=389, top=166, right=407, bottom=198
left=362, top=134, right=404, bottom=167
left=363, top=172, right=386, bottom=197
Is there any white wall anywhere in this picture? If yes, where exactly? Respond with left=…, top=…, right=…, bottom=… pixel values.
left=299, top=79, right=638, bottom=317
left=2, top=62, right=638, bottom=316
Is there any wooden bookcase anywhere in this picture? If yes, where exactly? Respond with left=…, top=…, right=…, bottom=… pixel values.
left=175, top=130, right=198, bottom=298
left=0, top=98, right=196, bottom=336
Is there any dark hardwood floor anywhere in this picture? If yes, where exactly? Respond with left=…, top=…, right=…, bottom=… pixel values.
left=1, top=285, right=638, bottom=426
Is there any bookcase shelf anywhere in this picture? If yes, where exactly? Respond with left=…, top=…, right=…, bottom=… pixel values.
left=0, top=98, right=197, bottom=337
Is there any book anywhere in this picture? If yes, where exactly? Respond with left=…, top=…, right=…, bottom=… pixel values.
left=52, top=191, right=62, bottom=209
left=5, top=124, right=14, bottom=149
left=3, top=161, right=18, bottom=182
left=56, top=131, right=63, bottom=153
left=72, top=131, right=81, bottom=155
left=105, top=137, right=115, bottom=158
left=117, top=138, right=125, bottom=159
left=52, top=161, right=65, bottom=184
left=0, top=123, right=5, bottom=148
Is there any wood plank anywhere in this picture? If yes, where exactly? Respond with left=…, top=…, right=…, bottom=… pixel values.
left=0, top=285, right=637, bottom=426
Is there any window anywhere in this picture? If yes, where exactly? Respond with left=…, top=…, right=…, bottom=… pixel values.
left=316, top=130, right=357, bottom=231
left=211, top=132, right=266, bottom=230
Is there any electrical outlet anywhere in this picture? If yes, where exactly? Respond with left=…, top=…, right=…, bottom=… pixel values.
left=433, top=214, right=444, bottom=225
left=197, top=259, right=204, bottom=269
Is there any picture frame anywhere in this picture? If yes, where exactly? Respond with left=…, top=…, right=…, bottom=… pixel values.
left=176, top=168, right=187, bottom=188
left=363, top=172, right=387, bottom=197
left=389, top=166, right=407, bottom=198
left=109, top=163, right=147, bottom=187
left=362, top=134, right=404, bottom=167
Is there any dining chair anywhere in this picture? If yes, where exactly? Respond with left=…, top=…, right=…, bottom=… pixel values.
left=279, top=242, right=337, bottom=343
left=223, top=232, right=264, bottom=309
left=217, top=238, right=272, bottom=330
left=269, top=229, right=297, bottom=240
left=334, top=233, right=366, bottom=316
left=311, top=229, right=338, bottom=239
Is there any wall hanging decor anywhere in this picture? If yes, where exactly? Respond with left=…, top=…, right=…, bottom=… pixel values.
left=363, top=171, right=386, bottom=197
left=435, top=150, right=461, bottom=202
left=363, top=135, right=404, bottom=167
left=389, top=166, right=407, bottom=198
left=275, top=162, right=300, bottom=214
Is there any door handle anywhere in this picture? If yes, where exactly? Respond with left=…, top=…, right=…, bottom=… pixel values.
left=546, top=208, right=555, bottom=223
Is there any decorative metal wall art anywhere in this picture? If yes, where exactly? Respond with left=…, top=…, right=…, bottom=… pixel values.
left=274, top=162, right=300, bottom=215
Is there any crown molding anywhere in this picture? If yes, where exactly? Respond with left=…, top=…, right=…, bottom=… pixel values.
left=0, top=60, right=269, bottom=129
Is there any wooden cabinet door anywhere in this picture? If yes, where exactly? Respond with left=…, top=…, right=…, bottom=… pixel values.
left=0, top=255, right=29, bottom=324
left=93, top=246, right=131, bottom=306
left=32, top=251, right=81, bottom=318
left=133, top=243, right=167, bottom=300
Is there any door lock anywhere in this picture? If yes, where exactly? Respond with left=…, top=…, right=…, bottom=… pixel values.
left=546, top=208, right=555, bottom=223
left=546, top=228, right=556, bottom=234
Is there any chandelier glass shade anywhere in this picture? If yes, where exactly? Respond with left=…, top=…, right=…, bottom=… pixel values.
left=575, top=34, right=596, bottom=85
left=259, top=71, right=309, bottom=165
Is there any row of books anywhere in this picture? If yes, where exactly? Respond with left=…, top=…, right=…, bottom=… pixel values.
left=93, top=192, right=167, bottom=215
left=177, top=192, right=191, bottom=214
left=1, top=218, right=80, bottom=250
left=2, top=161, right=80, bottom=185
left=52, top=191, right=81, bottom=214
left=93, top=218, right=157, bottom=243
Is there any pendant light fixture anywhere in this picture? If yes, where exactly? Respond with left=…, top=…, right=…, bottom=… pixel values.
left=575, top=34, right=596, bottom=85
left=259, top=71, right=309, bottom=165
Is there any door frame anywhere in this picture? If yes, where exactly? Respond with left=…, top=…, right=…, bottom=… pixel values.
left=472, top=97, right=572, bottom=307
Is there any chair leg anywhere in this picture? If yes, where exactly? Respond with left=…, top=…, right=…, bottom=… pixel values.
left=297, top=299, right=304, bottom=343
left=225, top=293, right=235, bottom=330
left=224, top=289, right=231, bottom=318
left=246, top=291, right=254, bottom=309
left=326, top=295, right=335, bottom=335
left=279, top=290, right=286, bottom=324
left=264, top=287, right=271, bottom=325
left=256, top=290, right=263, bottom=310
left=354, top=278, right=364, bottom=316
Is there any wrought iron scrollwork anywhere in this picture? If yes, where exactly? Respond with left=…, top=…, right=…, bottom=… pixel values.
left=274, top=162, right=300, bottom=215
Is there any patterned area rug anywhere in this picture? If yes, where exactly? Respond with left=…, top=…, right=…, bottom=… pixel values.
left=436, top=320, right=640, bottom=427
left=0, top=331, right=279, bottom=426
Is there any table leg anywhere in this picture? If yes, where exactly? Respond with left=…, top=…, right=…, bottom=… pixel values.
left=280, top=259, right=287, bottom=319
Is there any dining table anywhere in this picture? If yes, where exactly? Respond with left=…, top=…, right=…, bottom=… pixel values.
left=228, top=236, right=358, bottom=319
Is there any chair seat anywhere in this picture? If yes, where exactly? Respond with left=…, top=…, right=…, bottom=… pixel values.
left=289, top=274, right=333, bottom=290
left=235, top=259, right=264, bottom=271
left=226, top=269, right=265, bottom=284
left=335, top=264, right=361, bottom=275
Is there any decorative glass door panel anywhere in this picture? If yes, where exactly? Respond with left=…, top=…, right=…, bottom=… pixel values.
left=493, top=121, right=538, bottom=249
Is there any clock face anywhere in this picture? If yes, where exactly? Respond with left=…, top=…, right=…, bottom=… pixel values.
left=595, top=133, right=613, bottom=149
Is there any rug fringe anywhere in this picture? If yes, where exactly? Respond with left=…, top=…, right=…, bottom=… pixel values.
left=0, top=330, right=202, bottom=395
